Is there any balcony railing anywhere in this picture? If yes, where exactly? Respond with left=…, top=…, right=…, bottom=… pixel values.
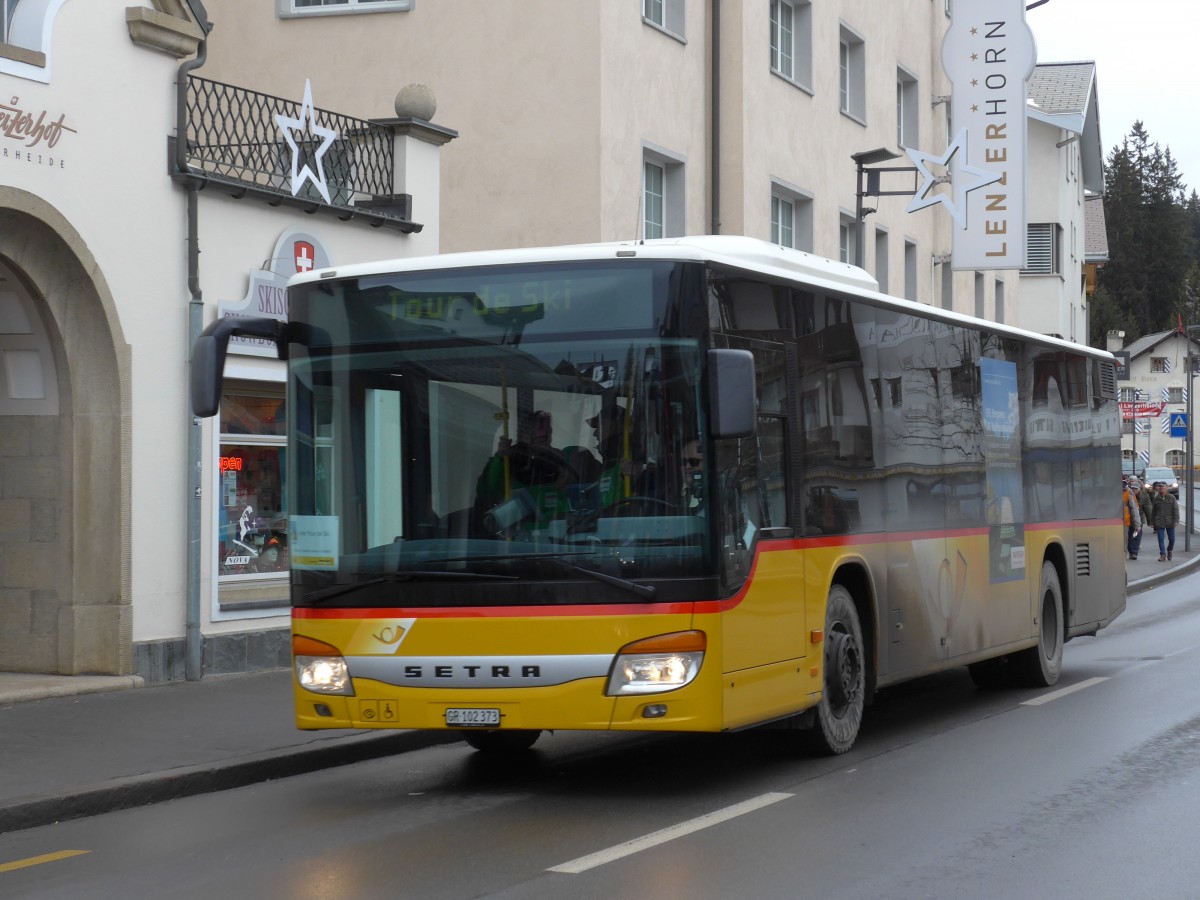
left=174, top=76, right=417, bottom=232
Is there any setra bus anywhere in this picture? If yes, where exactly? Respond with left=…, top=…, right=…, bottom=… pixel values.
left=191, top=235, right=1126, bottom=754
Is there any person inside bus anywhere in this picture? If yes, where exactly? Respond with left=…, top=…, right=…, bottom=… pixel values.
left=627, top=434, right=703, bottom=511
left=587, top=403, right=635, bottom=507
left=474, top=410, right=572, bottom=532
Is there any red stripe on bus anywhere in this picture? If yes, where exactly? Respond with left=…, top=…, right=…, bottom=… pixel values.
left=293, top=519, right=1119, bottom=621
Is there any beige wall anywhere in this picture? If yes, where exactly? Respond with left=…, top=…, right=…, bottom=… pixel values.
left=201, top=0, right=1032, bottom=315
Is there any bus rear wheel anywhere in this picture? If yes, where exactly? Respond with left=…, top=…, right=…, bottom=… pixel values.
left=461, top=729, right=541, bottom=754
left=1008, top=561, right=1063, bottom=688
left=806, top=585, right=866, bottom=755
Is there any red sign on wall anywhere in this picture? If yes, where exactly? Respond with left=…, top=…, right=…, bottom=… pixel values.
left=1119, top=401, right=1166, bottom=420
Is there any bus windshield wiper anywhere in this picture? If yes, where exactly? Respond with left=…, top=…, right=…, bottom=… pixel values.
left=417, top=552, right=657, bottom=600
left=542, top=557, right=657, bottom=600
left=305, top=570, right=517, bottom=603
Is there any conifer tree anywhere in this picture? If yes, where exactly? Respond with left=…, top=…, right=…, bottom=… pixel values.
left=1097, top=122, right=1196, bottom=342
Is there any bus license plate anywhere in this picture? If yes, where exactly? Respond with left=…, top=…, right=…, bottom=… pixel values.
left=445, top=708, right=500, bottom=727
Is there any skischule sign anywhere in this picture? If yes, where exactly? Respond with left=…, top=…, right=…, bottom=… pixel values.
left=1, top=95, right=76, bottom=169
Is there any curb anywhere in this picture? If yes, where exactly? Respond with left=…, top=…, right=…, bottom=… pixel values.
left=1128, top=552, right=1200, bottom=595
left=0, top=728, right=462, bottom=835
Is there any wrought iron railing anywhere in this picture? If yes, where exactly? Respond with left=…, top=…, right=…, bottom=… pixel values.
left=179, top=76, right=413, bottom=228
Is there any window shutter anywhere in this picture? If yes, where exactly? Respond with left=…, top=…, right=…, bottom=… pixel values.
left=1022, top=223, right=1054, bottom=274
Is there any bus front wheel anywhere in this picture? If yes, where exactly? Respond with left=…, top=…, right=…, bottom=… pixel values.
left=1008, top=561, right=1063, bottom=688
left=461, top=729, right=541, bottom=754
left=806, top=585, right=866, bottom=755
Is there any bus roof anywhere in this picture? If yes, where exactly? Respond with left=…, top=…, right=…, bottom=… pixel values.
left=291, top=235, right=1113, bottom=361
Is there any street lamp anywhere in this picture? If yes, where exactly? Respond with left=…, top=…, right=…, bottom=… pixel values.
left=851, top=147, right=903, bottom=269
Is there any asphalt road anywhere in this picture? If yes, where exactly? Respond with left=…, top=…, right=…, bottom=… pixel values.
left=4, top=575, right=1200, bottom=899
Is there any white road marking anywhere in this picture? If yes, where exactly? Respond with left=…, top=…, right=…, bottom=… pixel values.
left=547, top=791, right=793, bottom=874
left=1021, top=676, right=1109, bottom=706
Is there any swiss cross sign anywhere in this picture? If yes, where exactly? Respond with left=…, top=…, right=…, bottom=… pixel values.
left=1170, top=413, right=1188, bottom=437
left=295, top=241, right=316, bottom=274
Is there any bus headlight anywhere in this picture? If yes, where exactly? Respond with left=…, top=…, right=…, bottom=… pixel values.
left=294, top=635, right=355, bottom=696
left=606, top=631, right=705, bottom=695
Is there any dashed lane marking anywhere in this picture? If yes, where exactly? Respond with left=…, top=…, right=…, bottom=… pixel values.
left=547, top=792, right=793, bottom=874
left=1021, top=676, right=1109, bottom=706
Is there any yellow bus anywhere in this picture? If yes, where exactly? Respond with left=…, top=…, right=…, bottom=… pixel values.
left=192, top=235, right=1126, bottom=754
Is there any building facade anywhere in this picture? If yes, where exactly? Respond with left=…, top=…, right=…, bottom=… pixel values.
left=1, top=0, right=1108, bottom=683
left=1021, top=61, right=1104, bottom=344
left=201, top=0, right=1035, bottom=317
left=0, top=1, right=451, bottom=680
left=1110, top=329, right=1200, bottom=473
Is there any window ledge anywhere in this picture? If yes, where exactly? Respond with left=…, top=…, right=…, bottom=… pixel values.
left=642, top=18, right=686, bottom=44
left=0, top=42, right=46, bottom=67
left=839, top=109, right=867, bottom=127
left=125, top=7, right=205, bottom=58
left=770, top=68, right=814, bottom=96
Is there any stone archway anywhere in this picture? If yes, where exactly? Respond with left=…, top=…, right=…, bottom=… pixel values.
left=0, top=189, right=130, bottom=675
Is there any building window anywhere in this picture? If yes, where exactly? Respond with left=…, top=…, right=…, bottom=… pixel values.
left=995, top=278, right=1005, bottom=324
left=940, top=258, right=953, bottom=311
left=1121, top=419, right=1135, bottom=435
left=1168, top=386, right=1184, bottom=403
left=644, top=161, right=664, bottom=239
left=875, top=229, right=889, bottom=294
left=839, top=214, right=856, bottom=265
left=771, top=0, right=812, bottom=89
left=1, top=0, right=18, bottom=43
left=643, top=0, right=685, bottom=40
left=217, top=383, right=289, bottom=607
left=771, top=183, right=813, bottom=251
left=1022, top=223, right=1062, bottom=275
left=643, top=148, right=685, bottom=239
left=897, top=67, right=918, bottom=149
left=1119, top=387, right=1137, bottom=402
left=904, top=240, right=917, bottom=301
left=974, top=272, right=985, bottom=319
left=771, top=194, right=794, bottom=248
left=887, top=377, right=902, bottom=406
left=1150, top=357, right=1170, bottom=374
left=281, top=0, right=413, bottom=16
left=839, top=25, right=866, bottom=122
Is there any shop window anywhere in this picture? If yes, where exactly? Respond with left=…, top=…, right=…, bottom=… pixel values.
left=218, top=383, right=288, bottom=609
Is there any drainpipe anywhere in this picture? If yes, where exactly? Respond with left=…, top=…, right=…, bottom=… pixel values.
left=710, top=0, right=720, bottom=234
left=178, top=2, right=212, bottom=681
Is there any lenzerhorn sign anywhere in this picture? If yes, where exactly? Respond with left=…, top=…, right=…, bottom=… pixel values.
left=908, top=0, right=1036, bottom=270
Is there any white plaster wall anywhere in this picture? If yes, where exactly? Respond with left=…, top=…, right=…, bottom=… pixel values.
left=2, top=2, right=451, bottom=647
left=2, top=4, right=192, bottom=644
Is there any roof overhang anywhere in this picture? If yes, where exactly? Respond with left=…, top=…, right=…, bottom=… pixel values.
left=1026, top=74, right=1104, bottom=194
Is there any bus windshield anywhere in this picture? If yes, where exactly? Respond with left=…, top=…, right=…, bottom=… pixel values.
left=286, top=261, right=714, bottom=607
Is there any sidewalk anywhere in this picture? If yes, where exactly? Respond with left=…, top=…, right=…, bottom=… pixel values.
left=0, top=668, right=459, bottom=834
left=1, top=545, right=1198, bottom=836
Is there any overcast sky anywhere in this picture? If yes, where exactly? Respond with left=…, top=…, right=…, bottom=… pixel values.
left=1027, top=0, right=1199, bottom=197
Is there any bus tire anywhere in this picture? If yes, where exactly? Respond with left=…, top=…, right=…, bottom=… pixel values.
left=462, top=729, right=541, bottom=754
left=806, top=585, right=866, bottom=755
left=1008, top=561, right=1064, bottom=688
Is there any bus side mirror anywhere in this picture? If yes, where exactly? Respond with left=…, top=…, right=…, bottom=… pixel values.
left=707, top=348, right=756, bottom=439
left=191, top=316, right=286, bottom=418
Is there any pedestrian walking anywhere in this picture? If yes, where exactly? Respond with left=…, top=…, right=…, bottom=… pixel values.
left=1123, top=477, right=1142, bottom=560
left=1125, top=477, right=1147, bottom=559
left=1151, top=480, right=1180, bottom=561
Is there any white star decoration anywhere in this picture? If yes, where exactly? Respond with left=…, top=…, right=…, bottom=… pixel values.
left=275, top=80, right=338, bottom=205
left=905, top=129, right=1002, bottom=230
